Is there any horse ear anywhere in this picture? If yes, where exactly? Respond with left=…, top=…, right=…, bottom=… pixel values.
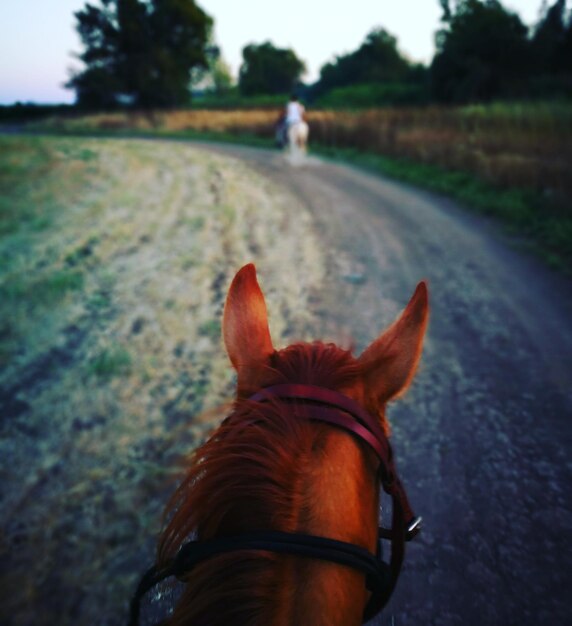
left=223, top=264, right=274, bottom=376
left=358, top=282, right=429, bottom=404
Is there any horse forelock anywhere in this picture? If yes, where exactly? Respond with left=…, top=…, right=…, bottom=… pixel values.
left=157, top=342, right=362, bottom=625
left=270, top=341, right=360, bottom=390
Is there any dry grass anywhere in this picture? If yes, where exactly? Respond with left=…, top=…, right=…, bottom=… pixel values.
left=37, top=103, right=572, bottom=201
left=0, top=135, right=327, bottom=625
left=307, top=105, right=572, bottom=199
left=41, top=109, right=280, bottom=139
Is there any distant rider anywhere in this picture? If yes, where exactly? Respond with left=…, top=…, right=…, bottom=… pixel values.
left=285, top=94, right=305, bottom=129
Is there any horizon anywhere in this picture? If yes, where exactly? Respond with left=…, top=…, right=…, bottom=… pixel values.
left=0, top=0, right=549, bottom=105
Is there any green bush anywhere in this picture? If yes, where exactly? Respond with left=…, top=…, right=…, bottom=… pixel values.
left=191, top=89, right=287, bottom=110
left=314, top=82, right=430, bottom=109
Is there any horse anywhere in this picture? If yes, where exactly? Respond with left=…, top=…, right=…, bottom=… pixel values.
left=287, top=120, right=309, bottom=156
left=130, top=263, right=429, bottom=626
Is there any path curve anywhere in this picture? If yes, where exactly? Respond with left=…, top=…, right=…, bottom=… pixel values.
left=193, top=143, right=571, bottom=625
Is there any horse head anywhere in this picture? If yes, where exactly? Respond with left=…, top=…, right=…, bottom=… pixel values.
left=224, top=264, right=428, bottom=433
left=131, top=263, right=429, bottom=626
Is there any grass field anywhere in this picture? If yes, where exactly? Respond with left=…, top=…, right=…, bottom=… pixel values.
left=0, top=135, right=327, bottom=625
left=32, top=102, right=572, bottom=272
left=34, top=103, right=572, bottom=197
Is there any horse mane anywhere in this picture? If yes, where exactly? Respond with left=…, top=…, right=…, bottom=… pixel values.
left=157, top=341, right=361, bottom=626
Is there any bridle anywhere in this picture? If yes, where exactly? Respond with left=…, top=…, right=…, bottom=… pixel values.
left=129, top=383, right=421, bottom=625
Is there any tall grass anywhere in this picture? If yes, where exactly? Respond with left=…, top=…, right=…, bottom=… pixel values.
left=308, top=104, right=572, bottom=200
left=35, top=103, right=572, bottom=200
left=33, top=102, right=572, bottom=270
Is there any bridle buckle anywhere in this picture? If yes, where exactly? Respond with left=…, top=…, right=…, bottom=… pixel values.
left=406, top=516, right=422, bottom=541
left=378, top=515, right=422, bottom=543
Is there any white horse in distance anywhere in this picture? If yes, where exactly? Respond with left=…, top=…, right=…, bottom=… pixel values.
left=287, top=121, right=309, bottom=157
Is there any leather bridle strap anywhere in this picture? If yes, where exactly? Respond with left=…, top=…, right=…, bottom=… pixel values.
left=294, top=404, right=388, bottom=460
left=128, top=531, right=390, bottom=626
left=249, top=384, right=418, bottom=534
left=249, top=383, right=420, bottom=619
left=250, top=384, right=388, bottom=445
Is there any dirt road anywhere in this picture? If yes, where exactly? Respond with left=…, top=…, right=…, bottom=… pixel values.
left=192, top=143, right=572, bottom=625
left=1, top=136, right=571, bottom=625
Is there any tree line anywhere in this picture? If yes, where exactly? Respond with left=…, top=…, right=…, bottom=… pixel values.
left=432, top=0, right=572, bottom=102
left=68, top=0, right=572, bottom=108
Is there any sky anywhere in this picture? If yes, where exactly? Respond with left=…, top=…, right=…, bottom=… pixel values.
left=0, top=0, right=549, bottom=105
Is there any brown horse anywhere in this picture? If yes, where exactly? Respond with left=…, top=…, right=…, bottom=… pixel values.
left=131, top=264, right=429, bottom=626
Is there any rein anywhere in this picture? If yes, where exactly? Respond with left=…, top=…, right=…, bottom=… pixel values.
left=129, top=384, right=421, bottom=625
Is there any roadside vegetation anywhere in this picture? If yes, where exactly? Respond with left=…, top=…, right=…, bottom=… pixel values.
left=31, top=101, right=572, bottom=272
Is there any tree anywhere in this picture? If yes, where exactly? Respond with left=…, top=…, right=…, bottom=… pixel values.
left=238, top=42, right=306, bottom=96
left=211, top=57, right=234, bottom=93
left=191, top=49, right=234, bottom=94
left=439, top=0, right=453, bottom=21
left=315, top=28, right=421, bottom=96
left=67, top=0, right=213, bottom=108
left=431, top=0, right=530, bottom=102
left=527, top=0, right=572, bottom=97
left=531, top=0, right=571, bottom=72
